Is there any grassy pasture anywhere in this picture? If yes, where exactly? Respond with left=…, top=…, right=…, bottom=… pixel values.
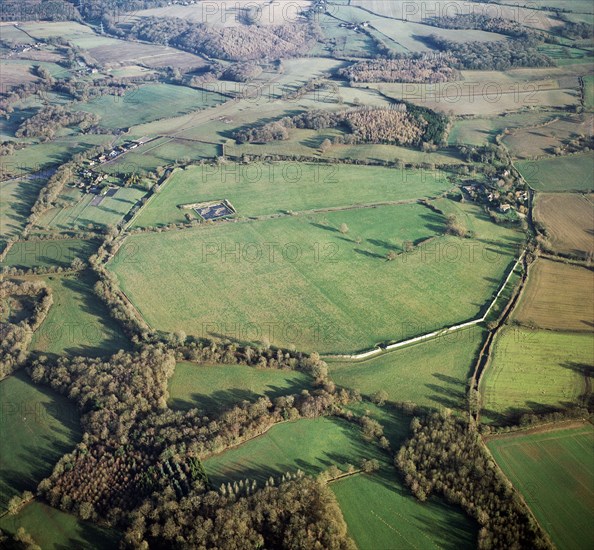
left=0, top=177, right=45, bottom=245
left=0, top=238, right=98, bottom=270
left=516, top=152, right=594, bottom=192
left=534, top=193, right=594, bottom=257
left=504, top=114, right=594, bottom=159
left=487, top=423, right=594, bottom=550
left=480, top=328, right=593, bottom=424
left=513, top=259, right=594, bottom=332
left=0, top=372, right=81, bottom=510
left=131, top=162, right=452, bottom=228
left=362, top=81, right=579, bottom=116
left=0, top=501, right=119, bottom=549
left=332, top=471, right=476, bottom=550
left=168, top=362, right=311, bottom=414
left=328, top=326, right=485, bottom=411
left=30, top=272, right=130, bottom=357
left=77, top=83, right=226, bottom=130
left=129, top=0, right=311, bottom=27
left=350, top=0, right=559, bottom=31
left=38, top=187, right=146, bottom=232
left=448, top=113, right=555, bottom=146
left=203, top=416, right=385, bottom=485
left=110, top=201, right=520, bottom=354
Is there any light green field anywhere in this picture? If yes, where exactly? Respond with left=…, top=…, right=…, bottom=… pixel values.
left=329, top=327, right=486, bottom=410
left=30, top=272, right=131, bottom=357
left=0, top=238, right=98, bottom=270
left=110, top=201, right=521, bottom=353
left=488, top=424, right=594, bottom=550
left=516, top=153, right=594, bottom=192
left=0, top=372, right=81, bottom=510
left=332, top=471, right=476, bottom=550
left=480, top=328, right=593, bottom=424
left=0, top=178, right=44, bottom=246
left=203, top=417, right=385, bottom=485
left=448, top=114, right=555, bottom=146
left=39, top=187, right=146, bottom=232
left=132, top=162, right=452, bottom=228
left=77, top=83, right=226, bottom=129
left=168, top=362, right=311, bottom=414
left=0, top=501, right=119, bottom=549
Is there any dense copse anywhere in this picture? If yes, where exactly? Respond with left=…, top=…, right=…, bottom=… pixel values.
left=234, top=105, right=448, bottom=147
left=556, top=20, right=594, bottom=40
left=15, top=106, right=100, bottom=140
left=29, top=344, right=353, bottom=521
left=424, top=36, right=553, bottom=70
left=396, top=412, right=553, bottom=549
left=424, top=14, right=539, bottom=39
left=0, top=0, right=79, bottom=21
left=127, top=16, right=320, bottom=61
left=0, top=280, right=52, bottom=379
left=222, top=62, right=263, bottom=83
left=339, top=54, right=460, bottom=84
left=0, top=141, right=28, bottom=156
left=483, top=406, right=592, bottom=434
left=55, top=77, right=154, bottom=102
left=123, top=473, right=355, bottom=550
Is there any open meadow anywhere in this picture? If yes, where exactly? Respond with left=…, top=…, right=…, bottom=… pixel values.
left=110, top=201, right=521, bottom=354
left=0, top=501, right=119, bottom=549
left=328, top=326, right=486, bottom=411
left=513, top=259, right=594, bottom=332
left=487, top=423, right=594, bottom=550
left=516, top=152, right=594, bottom=192
left=131, top=162, right=453, bottom=228
left=168, top=362, right=311, bottom=415
left=30, top=272, right=131, bottom=357
left=0, top=238, right=98, bottom=271
left=533, top=193, right=594, bottom=257
left=0, top=177, right=45, bottom=247
left=0, top=372, right=81, bottom=510
left=480, top=327, right=593, bottom=424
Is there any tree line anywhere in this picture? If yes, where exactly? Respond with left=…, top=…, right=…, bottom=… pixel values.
left=0, top=279, right=52, bottom=379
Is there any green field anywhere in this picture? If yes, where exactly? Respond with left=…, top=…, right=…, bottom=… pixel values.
left=516, top=153, right=594, bottom=192
left=0, top=178, right=45, bottom=246
left=480, top=328, right=593, bottom=424
left=329, top=327, right=486, bottom=411
left=30, top=272, right=130, bottom=357
left=203, top=416, right=385, bottom=485
left=132, top=162, right=453, bottom=228
left=168, top=362, right=311, bottom=414
left=0, top=501, right=119, bottom=549
left=77, top=83, right=226, bottom=129
left=0, top=372, right=81, bottom=510
left=0, top=238, right=98, bottom=270
left=332, top=472, right=476, bottom=550
left=39, top=187, right=146, bottom=232
left=110, top=201, right=521, bottom=353
left=488, top=424, right=594, bottom=550
left=448, top=114, right=554, bottom=147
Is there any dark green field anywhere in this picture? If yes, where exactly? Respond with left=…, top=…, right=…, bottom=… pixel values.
left=0, top=372, right=81, bottom=510
left=168, top=362, right=311, bottom=414
left=488, top=424, right=594, bottom=550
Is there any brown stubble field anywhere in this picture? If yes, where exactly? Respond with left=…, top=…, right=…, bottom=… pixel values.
left=534, top=193, right=594, bottom=257
left=513, top=258, right=594, bottom=332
